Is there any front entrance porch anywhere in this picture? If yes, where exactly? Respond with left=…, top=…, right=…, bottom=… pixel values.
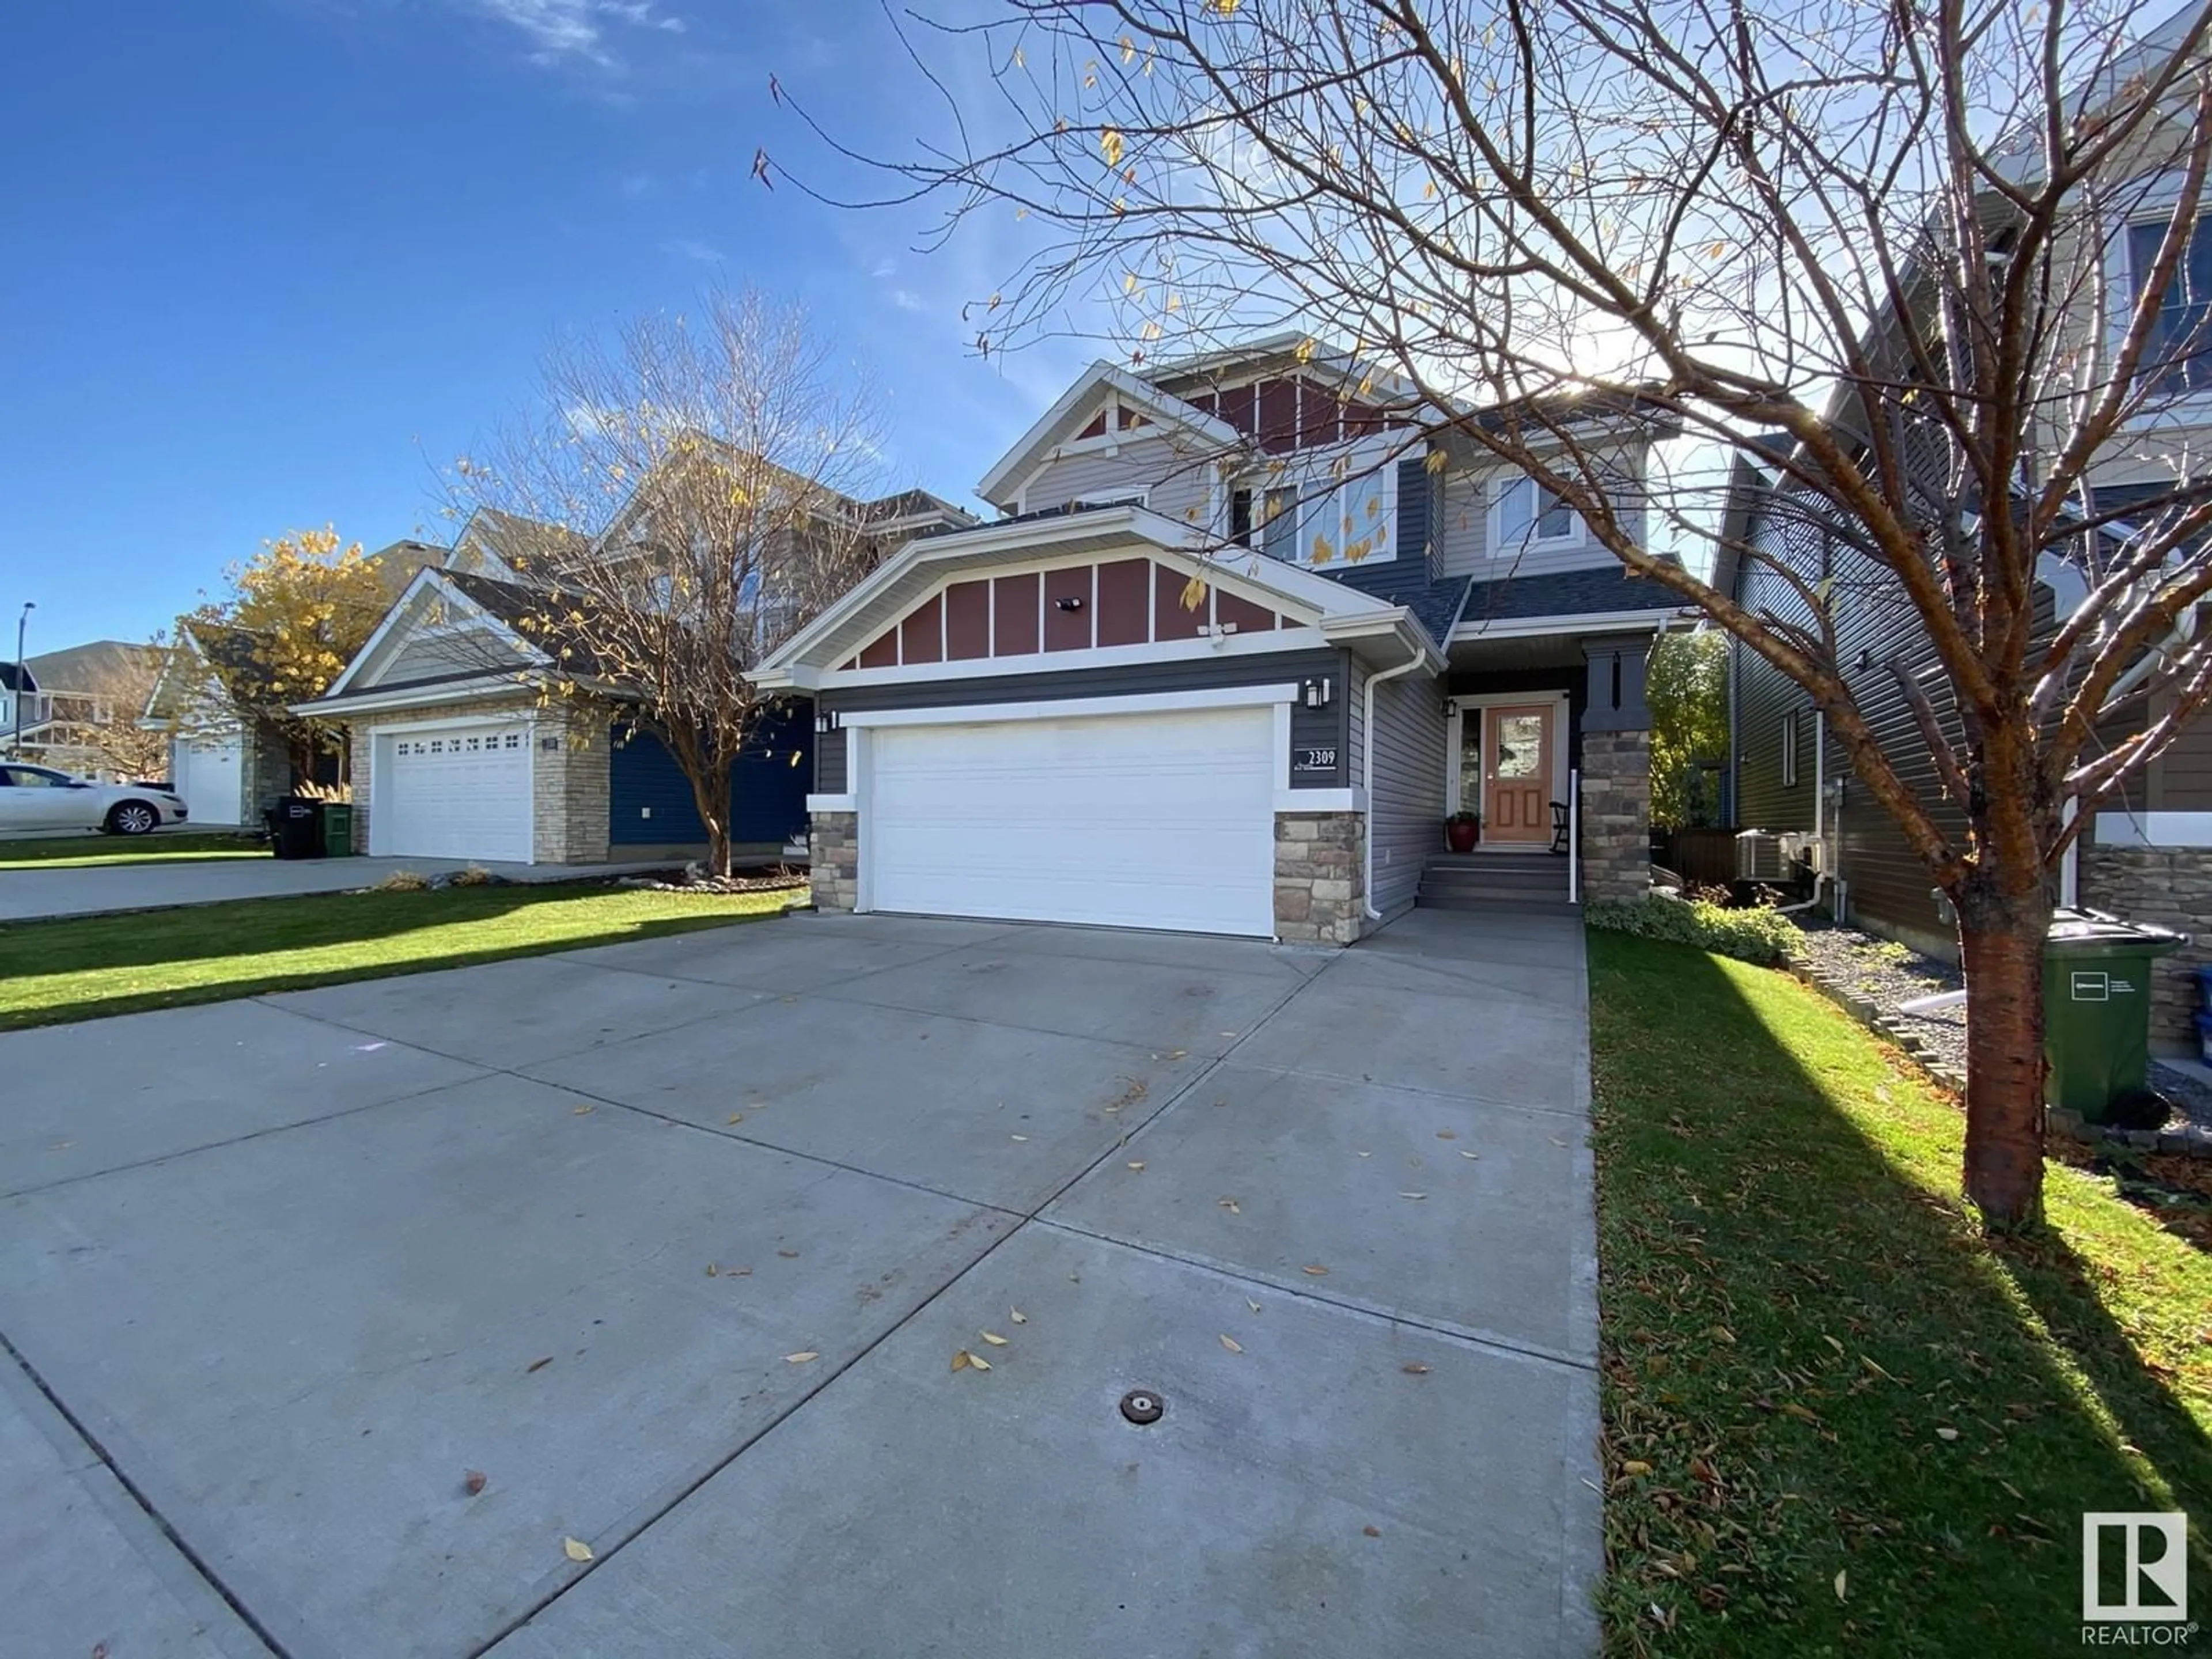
left=1419, top=632, right=1657, bottom=912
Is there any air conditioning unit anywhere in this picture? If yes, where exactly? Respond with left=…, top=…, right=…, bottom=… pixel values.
left=1736, top=830, right=1787, bottom=881
left=1778, top=831, right=1825, bottom=872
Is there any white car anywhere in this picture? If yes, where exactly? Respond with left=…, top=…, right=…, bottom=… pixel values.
left=0, top=763, right=189, bottom=835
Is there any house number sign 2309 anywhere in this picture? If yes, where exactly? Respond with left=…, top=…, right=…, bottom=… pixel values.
left=1294, top=746, right=1338, bottom=773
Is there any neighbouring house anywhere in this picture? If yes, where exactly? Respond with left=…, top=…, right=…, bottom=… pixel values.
left=2, top=641, right=168, bottom=781
left=141, top=541, right=449, bottom=827
left=754, top=338, right=1688, bottom=942
left=294, top=495, right=974, bottom=865
left=1719, top=6, right=2212, bottom=1044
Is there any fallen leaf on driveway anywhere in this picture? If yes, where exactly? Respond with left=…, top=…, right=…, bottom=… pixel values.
left=464, top=1470, right=487, bottom=1496
left=952, top=1350, right=972, bottom=1372
left=1010, top=1134, right=1029, bottom=1142
left=1219, top=1334, right=1243, bottom=1353
left=1009, top=1308, right=1027, bottom=1324
left=1460, top=1150, right=1480, bottom=1160
left=1357, top=1151, right=1372, bottom=1159
left=1402, top=1362, right=1431, bottom=1375
left=571, top=1105, right=593, bottom=1116
left=1247, top=1297, right=1262, bottom=1313
left=563, top=1537, right=594, bottom=1563
left=727, top=1113, right=744, bottom=1124
left=778, top=1249, right=799, bottom=1259
left=968, top=1351, right=991, bottom=1370
left=785, top=1351, right=819, bottom=1364
left=1437, top=1130, right=1457, bottom=1140
left=1302, top=1264, right=1330, bottom=1277
left=525, top=1356, right=553, bottom=1374
left=705, top=1264, right=718, bottom=1277
left=1218, top=1197, right=1240, bottom=1213
left=980, top=1331, right=1009, bottom=1346
left=1362, top=1525, right=1381, bottom=1538
left=1127, top=1161, right=1146, bottom=1171
left=1168, top=1049, right=1187, bottom=1059
left=1400, top=1192, right=1427, bottom=1201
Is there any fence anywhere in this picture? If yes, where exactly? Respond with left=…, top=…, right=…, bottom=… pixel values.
left=1658, top=827, right=1739, bottom=887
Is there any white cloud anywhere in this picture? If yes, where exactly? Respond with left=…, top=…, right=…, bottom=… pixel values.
left=871, top=257, right=898, bottom=279
left=464, top=0, right=685, bottom=71
left=889, top=289, right=926, bottom=314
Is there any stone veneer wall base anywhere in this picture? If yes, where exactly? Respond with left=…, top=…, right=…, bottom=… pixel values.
left=809, top=811, right=859, bottom=912
left=1275, top=810, right=1366, bottom=945
left=1579, top=729, right=1652, bottom=905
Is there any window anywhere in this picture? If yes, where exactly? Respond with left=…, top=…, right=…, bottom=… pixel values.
left=2128, top=214, right=2212, bottom=396
left=1248, top=446, right=1399, bottom=567
left=1491, top=475, right=1582, bottom=551
left=1229, top=487, right=1253, bottom=545
left=1780, top=711, right=1799, bottom=788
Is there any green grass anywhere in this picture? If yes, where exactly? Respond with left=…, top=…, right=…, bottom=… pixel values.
left=1588, top=931, right=2211, bottom=1656
left=0, top=881, right=805, bottom=1029
left=0, top=831, right=270, bottom=869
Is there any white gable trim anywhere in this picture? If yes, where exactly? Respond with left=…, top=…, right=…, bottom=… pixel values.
left=325, top=570, right=541, bottom=699
left=976, top=362, right=1241, bottom=507
left=814, top=624, right=1333, bottom=690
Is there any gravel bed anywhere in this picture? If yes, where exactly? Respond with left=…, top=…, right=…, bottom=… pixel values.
left=1791, top=921, right=2212, bottom=1133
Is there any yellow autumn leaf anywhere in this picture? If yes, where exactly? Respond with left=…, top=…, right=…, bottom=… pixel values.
left=563, top=1537, right=594, bottom=1562
left=785, top=1351, right=819, bottom=1364
left=1120, top=35, right=1135, bottom=61
left=1180, top=575, right=1207, bottom=612
left=1425, top=448, right=1450, bottom=474
left=1101, top=128, right=1124, bottom=168
left=1009, top=1308, right=1028, bottom=1324
left=967, top=1350, right=992, bottom=1372
left=1294, top=337, right=1317, bottom=363
left=1219, top=1334, right=1243, bottom=1353
left=980, top=1331, right=1009, bottom=1346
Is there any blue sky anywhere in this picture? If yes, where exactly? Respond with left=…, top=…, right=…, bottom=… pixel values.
left=0, top=0, right=1082, bottom=656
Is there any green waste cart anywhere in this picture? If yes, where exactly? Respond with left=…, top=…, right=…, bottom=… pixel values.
left=317, top=802, right=355, bottom=858
left=2042, top=909, right=2187, bottom=1123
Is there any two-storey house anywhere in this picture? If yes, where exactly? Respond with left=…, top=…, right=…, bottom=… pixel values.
left=758, top=336, right=1687, bottom=942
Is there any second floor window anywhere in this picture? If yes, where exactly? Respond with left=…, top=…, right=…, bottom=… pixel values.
left=1250, top=444, right=1399, bottom=566
left=2130, top=213, right=2212, bottom=396
left=1493, top=475, right=1582, bottom=551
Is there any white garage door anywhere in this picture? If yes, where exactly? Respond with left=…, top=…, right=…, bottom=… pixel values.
left=866, top=706, right=1277, bottom=936
left=172, top=737, right=244, bottom=825
left=375, top=723, right=533, bottom=862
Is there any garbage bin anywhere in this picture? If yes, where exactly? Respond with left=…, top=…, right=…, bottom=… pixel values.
left=317, top=801, right=355, bottom=858
left=266, top=798, right=323, bottom=861
left=2043, top=908, right=2188, bottom=1122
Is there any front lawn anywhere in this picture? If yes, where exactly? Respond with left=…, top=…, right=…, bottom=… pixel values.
left=0, top=831, right=269, bottom=869
left=0, top=881, right=805, bottom=1030
left=1588, top=931, right=2210, bottom=1655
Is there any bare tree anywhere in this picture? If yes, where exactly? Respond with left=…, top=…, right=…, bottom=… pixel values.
left=769, top=0, right=2212, bottom=1225
left=453, top=287, right=887, bottom=877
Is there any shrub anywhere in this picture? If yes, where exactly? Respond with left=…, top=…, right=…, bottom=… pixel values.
left=376, top=869, right=431, bottom=892
left=449, top=864, right=497, bottom=888
left=1585, top=891, right=1803, bottom=966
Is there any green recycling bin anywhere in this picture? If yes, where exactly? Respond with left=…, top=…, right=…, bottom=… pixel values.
left=2042, top=909, right=2187, bottom=1122
left=317, top=801, right=355, bottom=858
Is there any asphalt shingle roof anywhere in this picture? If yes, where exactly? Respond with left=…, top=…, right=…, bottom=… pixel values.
left=1456, top=565, right=1691, bottom=624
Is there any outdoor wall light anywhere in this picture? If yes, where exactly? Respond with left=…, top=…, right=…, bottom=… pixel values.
left=815, top=709, right=842, bottom=734
left=1055, top=596, right=1086, bottom=612
left=1302, top=676, right=1334, bottom=710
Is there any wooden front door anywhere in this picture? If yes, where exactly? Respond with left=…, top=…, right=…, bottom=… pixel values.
left=1483, top=704, right=1555, bottom=843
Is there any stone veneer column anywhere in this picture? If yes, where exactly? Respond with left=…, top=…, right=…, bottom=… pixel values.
left=809, top=811, right=859, bottom=912
left=1578, top=729, right=1653, bottom=903
left=2077, top=839, right=2212, bottom=1046
left=1274, top=810, right=1366, bottom=944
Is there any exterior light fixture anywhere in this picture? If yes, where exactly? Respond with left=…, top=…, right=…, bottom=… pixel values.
left=1302, top=676, right=1333, bottom=709
left=1055, top=596, right=1086, bottom=612
left=815, top=709, right=842, bottom=734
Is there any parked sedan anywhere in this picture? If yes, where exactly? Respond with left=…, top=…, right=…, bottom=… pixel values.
left=0, top=764, right=188, bottom=835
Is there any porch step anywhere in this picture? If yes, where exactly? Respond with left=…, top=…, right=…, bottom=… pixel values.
left=1415, top=893, right=1583, bottom=918
left=1416, top=853, right=1574, bottom=914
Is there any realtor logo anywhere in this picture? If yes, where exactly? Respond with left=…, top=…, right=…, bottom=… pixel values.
left=2084, top=1512, right=2189, bottom=1622
left=2072, top=971, right=2137, bottom=1001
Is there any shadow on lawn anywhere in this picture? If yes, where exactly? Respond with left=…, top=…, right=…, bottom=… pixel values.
left=1588, top=932, right=2209, bottom=1654
left=0, top=885, right=800, bottom=1031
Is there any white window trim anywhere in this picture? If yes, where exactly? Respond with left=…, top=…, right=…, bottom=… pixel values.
left=2093, top=809, right=2212, bottom=849
left=1488, top=473, right=1588, bottom=555
left=2107, top=172, right=2212, bottom=418
left=1073, top=489, right=1151, bottom=510
left=1242, top=433, right=1402, bottom=570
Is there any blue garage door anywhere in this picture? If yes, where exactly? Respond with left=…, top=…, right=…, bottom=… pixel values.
left=608, top=706, right=813, bottom=847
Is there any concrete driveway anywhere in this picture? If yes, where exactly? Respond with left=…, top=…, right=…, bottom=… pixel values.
left=0, top=906, right=1598, bottom=1658
left=0, top=856, right=687, bottom=922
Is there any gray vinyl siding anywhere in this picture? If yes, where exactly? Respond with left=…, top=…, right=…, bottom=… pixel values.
left=1437, top=449, right=1652, bottom=580
left=1368, top=668, right=1448, bottom=916
left=370, top=628, right=514, bottom=688
left=813, top=647, right=1351, bottom=792
left=1730, top=496, right=1823, bottom=834
left=1018, top=435, right=1213, bottom=531
left=2146, top=694, right=2211, bottom=809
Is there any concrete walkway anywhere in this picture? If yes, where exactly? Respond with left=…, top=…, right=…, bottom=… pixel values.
left=0, top=906, right=1598, bottom=1657
left=0, top=855, right=685, bottom=922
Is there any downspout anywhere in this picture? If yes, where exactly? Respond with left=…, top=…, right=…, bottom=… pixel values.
left=1362, top=637, right=1430, bottom=923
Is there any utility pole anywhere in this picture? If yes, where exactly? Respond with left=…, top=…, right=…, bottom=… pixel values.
left=11, top=601, right=32, bottom=757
